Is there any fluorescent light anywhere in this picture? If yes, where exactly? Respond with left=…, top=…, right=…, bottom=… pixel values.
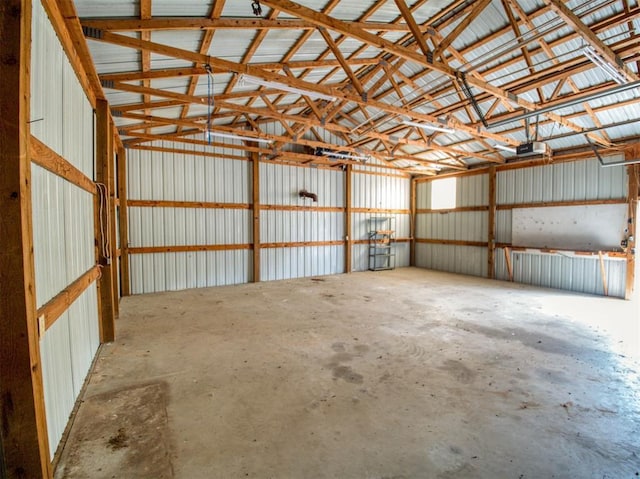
left=583, top=46, right=627, bottom=85
left=205, top=130, right=272, bottom=144
left=402, top=120, right=454, bottom=134
left=239, top=74, right=338, bottom=102
left=321, top=150, right=370, bottom=162
left=494, top=144, right=516, bottom=154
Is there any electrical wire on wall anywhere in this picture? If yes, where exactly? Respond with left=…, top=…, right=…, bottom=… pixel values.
left=96, top=183, right=111, bottom=263
left=205, top=64, right=214, bottom=145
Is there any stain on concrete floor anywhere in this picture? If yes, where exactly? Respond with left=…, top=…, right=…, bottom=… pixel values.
left=56, top=268, right=640, bottom=479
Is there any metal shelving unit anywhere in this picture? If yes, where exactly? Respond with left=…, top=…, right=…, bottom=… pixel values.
left=368, top=217, right=396, bottom=271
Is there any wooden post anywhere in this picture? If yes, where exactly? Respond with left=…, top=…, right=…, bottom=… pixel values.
left=117, top=146, right=130, bottom=296
left=95, top=100, right=116, bottom=342
left=625, top=161, right=638, bottom=300
left=488, top=166, right=497, bottom=279
left=252, top=152, right=261, bottom=282
left=504, top=247, right=514, bottom=282
left=345, top=165, right=353, bottom=273
left=598, top=251, right=609, bottom=296
left=0, top=0, right=53, bottom=476
left=108, top=122, right=119, bottom=317
left=409, top=176, right=416, bottom=267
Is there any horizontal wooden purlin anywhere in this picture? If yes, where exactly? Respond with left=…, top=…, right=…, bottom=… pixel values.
left=353, top=238, right=411, bottom=244
left=37, top=265, right=101, bottom=332
left=80, top=17, right=422, bottom=32
left=129, top=244, right=253, bottom=254
left=261, top=204, right=344, bottom=213
left=416, top=238, right=488, bottom=247
left=128, top=145, right=251, bottom=162
left=262, top=241, right=344, bottom=249
left=496, top=243, right=627, bottom=259
left=30, top=136, right=96, bottom=195
left=352, top=169, right=411, bottom=179
left=128, top=200, right=251, bottom=209
left=496, top=199, right=627, bottom=210
left=417, top=206, right=489, bottom=214
left=351, top=208, right=411, bottom=215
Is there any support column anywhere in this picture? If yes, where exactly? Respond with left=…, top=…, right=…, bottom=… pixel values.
left=625, top=160, right=638, bottom=300
left=117, top=146, right=130, bottom=296
left=252, top=153, right=261, bottom=282
left=345, top=165, right=353, bottom=273
left=488, top=166, right=497, bottom=279
left=410, top=176, right=416, bottom=267
left=0, top=1, right=53, bottom=476
left=108, top=122, right=119, bottom=317
left=95, top=100, right=116, bottom=342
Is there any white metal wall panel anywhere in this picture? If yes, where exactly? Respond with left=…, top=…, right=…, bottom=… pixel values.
left=261, top=211, right=343, bottom=243
left=416, top=212, right=488, bottom=242
left=497, top=159, right=628, bottom=204
left=457, top=174, right=488, bottom=207
left=353, top=173, right=409, bottom=209
left=41, top=312, right=74, bottom=460
left=416, top=180, right=431, bottom=209
left=41, top=285, right=100, bottom=459
left=495, top=249, right=626, bottom=298
left=31, top=0, right=63, bottom=154
left=261, top=163, right=345, bottom=207
left=261, top=246, right=344, bottom=281
left=416, top=244, right=488, bottom=277
left=127, top=146, right=250, bottom=203
left=32, top=166, right=95, bottom=308
left=496, top=209, right=512, bottom=244
left=128, top=208, right=251, bottom=247
left=32, top=0, right=94, bottom=177
left=31, top=2, right=100, bottom=459
left=129, top=251, right=251, bottom=294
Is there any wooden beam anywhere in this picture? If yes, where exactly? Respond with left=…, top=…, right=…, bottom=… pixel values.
left=108, top=122, right=119, bottom=317
left=80, top=17, right=420, bottom=32
left=345, top=164, right=352, bottom=273
left=252, top=152, right=261, bottom=283
left=37, top=266, right=101, bottom=331
left=598, top=251, right=609, bottom=296
left=433, top=0, right=492, bottom=58
left=117, top=147, right=130, bottom=296
left=410, top=176, right=417, bottom=266
left=504, top=247, right=514, bottom=281
left=129, top=244, right=252, bottom=254
left=416, top=239, right=488, bottom=247
left=488, top=166, right=496, bottom=279
left=30, top=137, right=95, bottom=195
left=128, top=200, right=251, bottom=209
left=625, top=162, right=638, bottom=299
left=95, top=100, right=115, bottom=343
left=0, top=0, right=52, bottom=476
left=86, top=30, right=517, bottom=146
left=393, top=0, right=432, bottom=58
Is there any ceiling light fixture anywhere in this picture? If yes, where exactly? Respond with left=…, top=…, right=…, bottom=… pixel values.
left=582, top=45, right=627, bottom=85
left=205, top=130, right=272, bottom=144
left=493, top=144, right=517, bottom=154
left=402, top=120, right=455, bottom=134
left=239, top=74, right=338, bottom=102
left=321, top=150, right=370, bottom=162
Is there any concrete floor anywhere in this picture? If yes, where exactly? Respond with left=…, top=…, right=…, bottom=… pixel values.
left=56, top=268, right=639, bottom=479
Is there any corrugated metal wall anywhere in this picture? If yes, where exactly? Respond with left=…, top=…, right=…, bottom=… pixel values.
left=416, top=159, right=629, bottom=298
left=352, top=171, right=411, bottom=272
left=415, top=174, right=488, bottom=277
left=126, top=144, right=411, bottom=290
left=31, top=0, right=100, bottom=458
left=494, top=159, right=628, bottom=297
left=261, top=163, right=345, bottom=281
left=127, top=144, right=251, bottom=294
